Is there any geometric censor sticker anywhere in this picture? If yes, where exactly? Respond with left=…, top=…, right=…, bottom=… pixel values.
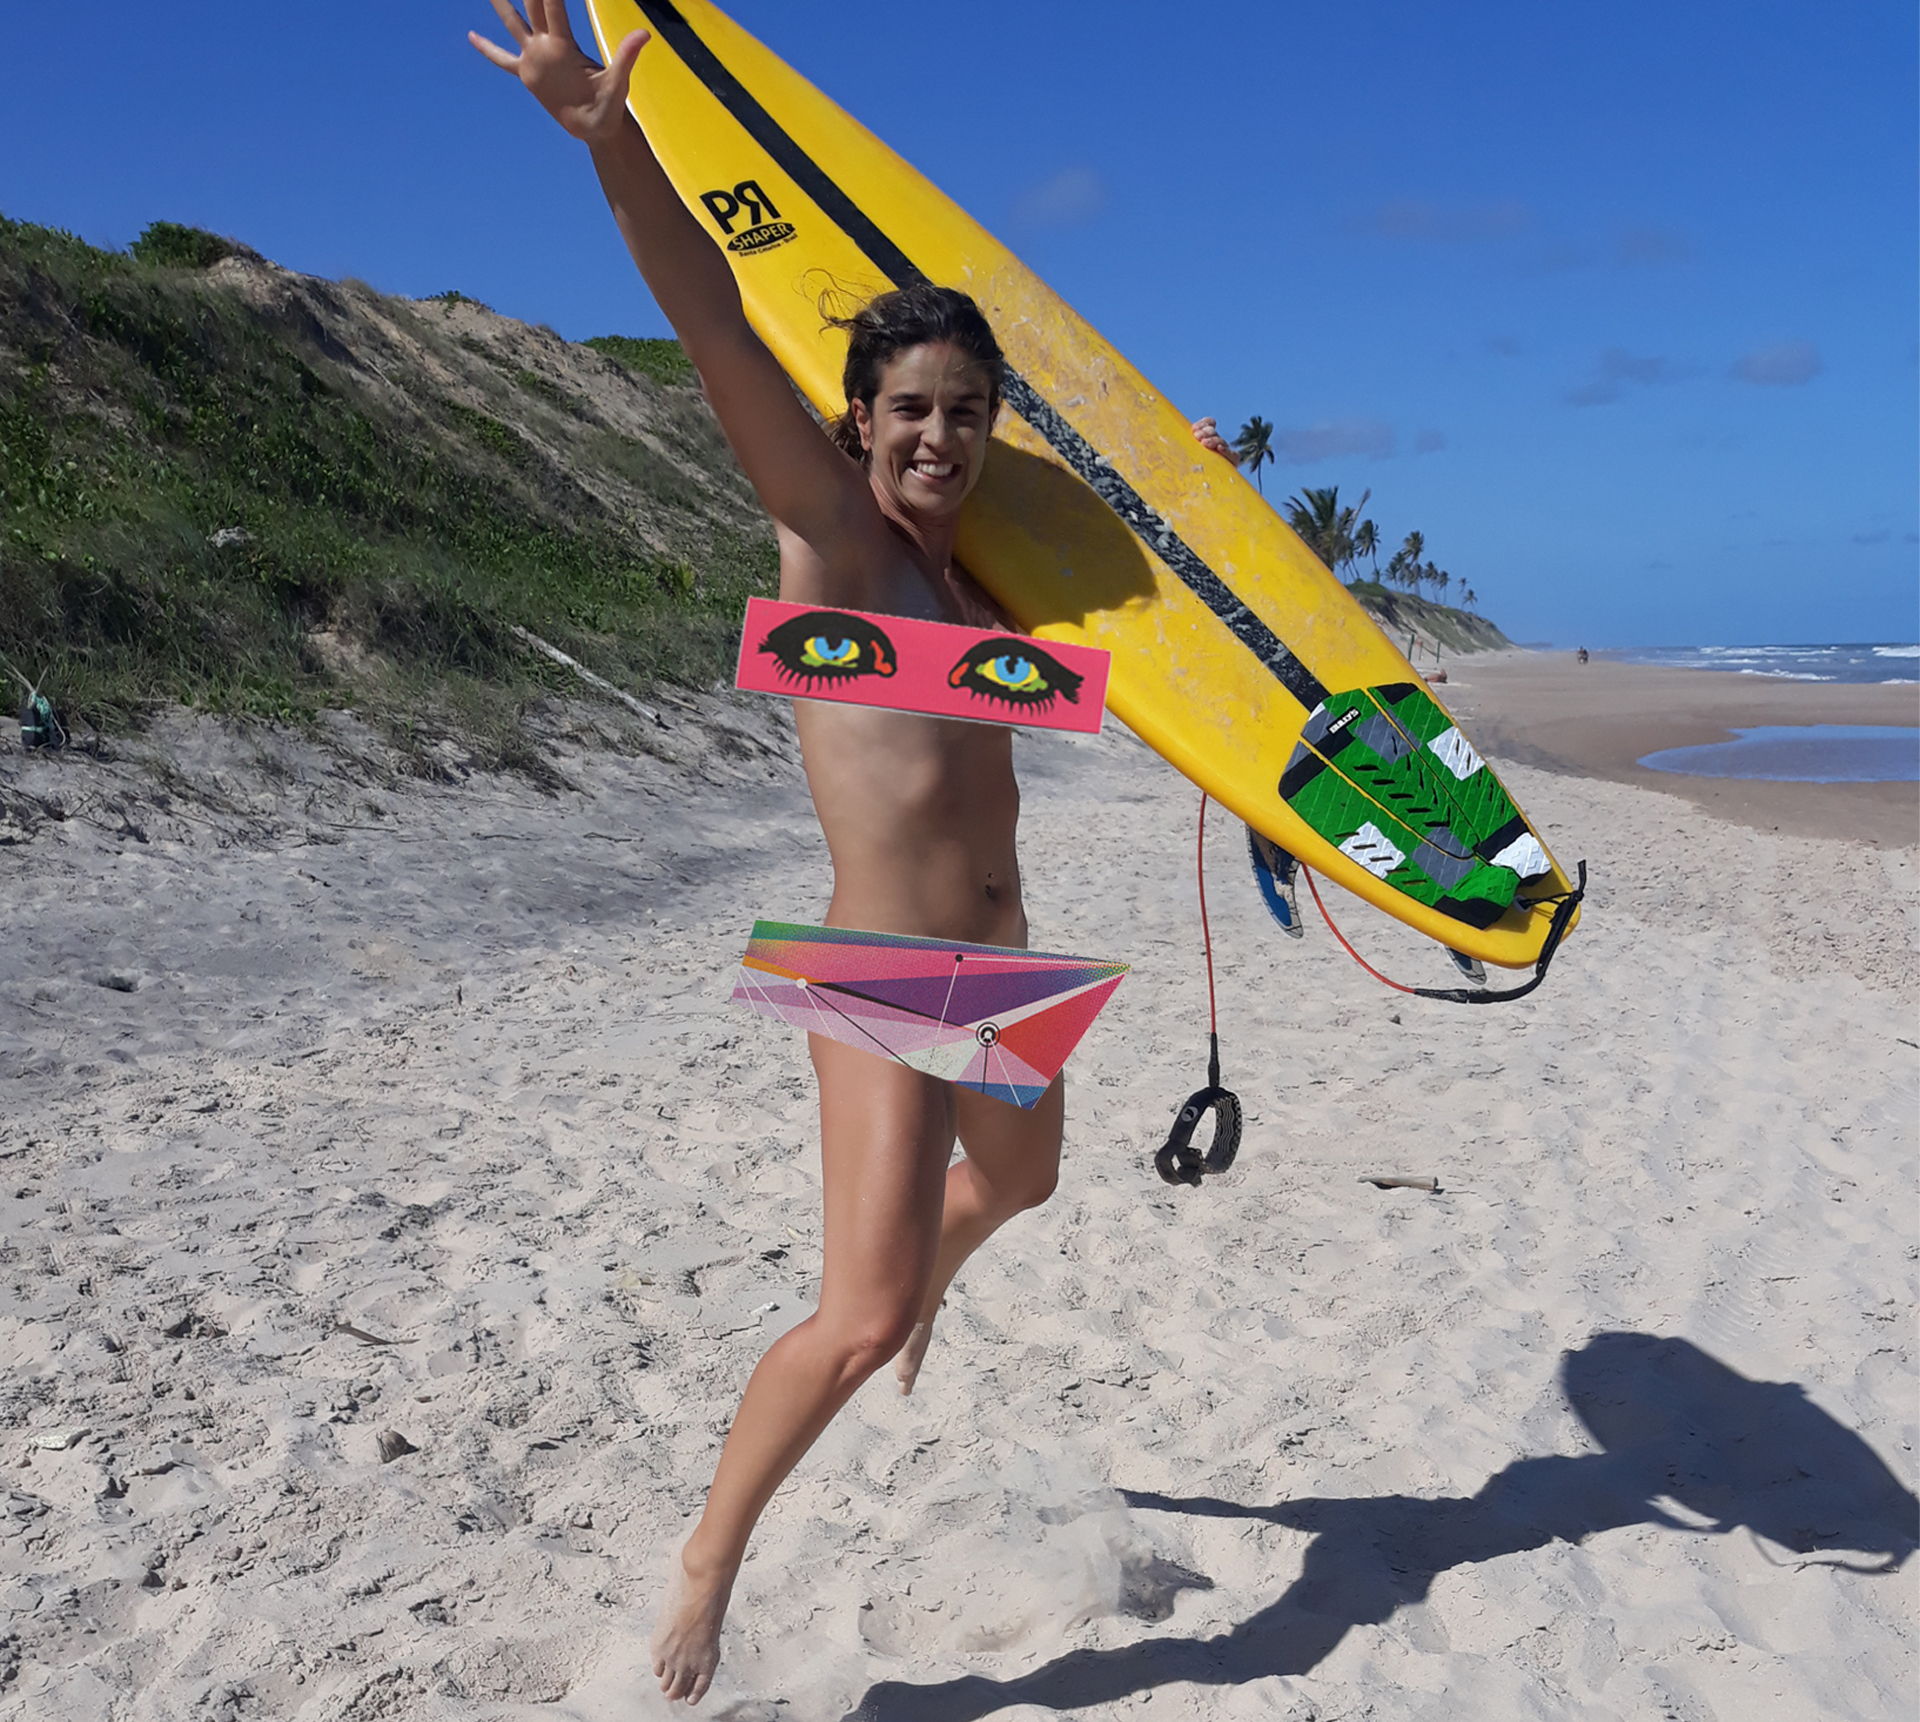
left=732, top=920, right=1127, bottom=1108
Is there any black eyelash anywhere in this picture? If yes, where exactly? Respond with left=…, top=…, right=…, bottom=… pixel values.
left=759, top=612, right=898, bottom=691
left=946, top=639, right=1085, bottom=713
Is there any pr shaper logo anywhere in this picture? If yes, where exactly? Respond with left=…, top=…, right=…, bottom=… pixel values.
left=699, top=180, right=797, bottom=255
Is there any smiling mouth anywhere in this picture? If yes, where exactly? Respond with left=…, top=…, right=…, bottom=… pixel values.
left=909, top=460, right=959, bottom=481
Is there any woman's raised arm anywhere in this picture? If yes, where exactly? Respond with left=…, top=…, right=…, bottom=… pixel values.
left=470, top=1, right=863, bottom=547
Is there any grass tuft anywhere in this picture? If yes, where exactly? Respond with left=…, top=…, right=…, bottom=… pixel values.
left=422, top=288, right=491, bottom=312
left=584, top=333, right=696, bottom=387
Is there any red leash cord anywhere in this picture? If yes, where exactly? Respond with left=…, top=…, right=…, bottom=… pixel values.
left=1299, top=863, right=1420, bottom=995
left=1235, top=795, right=1586, bottom=1006
left=1159, top=792, right=1243, bottom=1185
left=1197, top=793, right=1220, bottom=1040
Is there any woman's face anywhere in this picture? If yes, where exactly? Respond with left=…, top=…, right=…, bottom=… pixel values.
left=853, top=342, right=996, bottom=526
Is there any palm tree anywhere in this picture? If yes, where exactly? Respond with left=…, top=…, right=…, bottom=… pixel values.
left=1353, top=518, right=1379, bottom=582
left=1387, top=530, right=1425, bottom=590
left=1234, top=416, right=1275, bottom=492
left=1285, top=486, right=1371, bottom=579
left=1285, top=486, right=1345, bottom=573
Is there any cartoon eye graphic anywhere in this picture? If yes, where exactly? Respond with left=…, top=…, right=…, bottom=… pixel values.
left=947, top=639, right=1085, bottom=714
left=759, top=611, right=897, bottom=691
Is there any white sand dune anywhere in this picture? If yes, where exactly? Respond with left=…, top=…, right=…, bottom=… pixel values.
left=1, top=691, right=1913, bottom=1721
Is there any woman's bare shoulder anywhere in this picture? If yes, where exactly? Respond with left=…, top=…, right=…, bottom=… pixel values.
left=773, top=508, right=906, bottom=610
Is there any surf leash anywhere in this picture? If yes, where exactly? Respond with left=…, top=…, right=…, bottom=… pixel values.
left=1300, top=859, right=1588, bottom=1006
left=1157, top=794, right=1244, bottom=1187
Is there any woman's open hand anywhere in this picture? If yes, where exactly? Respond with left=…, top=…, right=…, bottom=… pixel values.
left=1190, top=417, right=1240, bottom=465
left=469, top=0, right=648, bottom=146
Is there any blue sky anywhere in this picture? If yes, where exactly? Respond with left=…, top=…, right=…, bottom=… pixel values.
left=3, top=1, right=1913, bottom=646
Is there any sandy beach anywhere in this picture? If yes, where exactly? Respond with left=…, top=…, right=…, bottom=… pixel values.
left=1, top=658, right=1914, bottom=1721
left=1446, top=651, right=1919, bottom=849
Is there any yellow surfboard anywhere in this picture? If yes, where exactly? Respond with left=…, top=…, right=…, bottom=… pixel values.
left=586, top=0, right=1580, bottom=968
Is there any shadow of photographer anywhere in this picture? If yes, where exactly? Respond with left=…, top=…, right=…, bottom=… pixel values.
left=845, top=1332, right=1917, bottom=1721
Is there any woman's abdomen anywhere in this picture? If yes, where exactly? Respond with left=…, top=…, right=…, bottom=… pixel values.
left=796, top=705, right=1025, bottom=948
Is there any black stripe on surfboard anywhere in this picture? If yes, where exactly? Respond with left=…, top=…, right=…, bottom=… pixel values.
left=636, top=0, right=1330, bottom=713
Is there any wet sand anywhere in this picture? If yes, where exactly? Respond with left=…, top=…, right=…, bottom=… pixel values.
left=1441, top=651, right=1919, bottom=848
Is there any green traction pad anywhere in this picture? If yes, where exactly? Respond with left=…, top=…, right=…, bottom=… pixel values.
left=1278, top=683, right=1551, bottom=930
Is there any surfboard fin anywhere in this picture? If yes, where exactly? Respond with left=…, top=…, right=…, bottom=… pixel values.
left=1446, top=948, right=1489, bottom=988
left=1247, top=825, right=1306, bottom=940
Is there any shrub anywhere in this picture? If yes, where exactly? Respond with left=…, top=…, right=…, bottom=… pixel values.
left=129, top=221, right=241, bottom=270
left=422, top=289, right=491, bottom=311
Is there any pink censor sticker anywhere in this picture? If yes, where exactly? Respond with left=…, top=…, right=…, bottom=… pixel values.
left=734, top=597, right=1109, bottom=734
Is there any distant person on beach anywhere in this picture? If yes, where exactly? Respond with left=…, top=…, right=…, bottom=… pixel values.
left=472, top=4, right=1232, bottom=1703
left=1577, top=647, right=1590, bottom=664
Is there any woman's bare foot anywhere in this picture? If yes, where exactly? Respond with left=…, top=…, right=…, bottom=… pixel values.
left=651, top=1539, right=735, bottom=1705
left=893, top=1318, right=935, bottom=1396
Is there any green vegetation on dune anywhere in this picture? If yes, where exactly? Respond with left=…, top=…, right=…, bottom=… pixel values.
left=0, top=216, right=775, bottom=765
left=583, top=333, right=696, bottom=388
left=127, top=220, right=249, bottom=271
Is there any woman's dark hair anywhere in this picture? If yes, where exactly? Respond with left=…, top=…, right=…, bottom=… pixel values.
left=826, top=284, right=1005, bottom=460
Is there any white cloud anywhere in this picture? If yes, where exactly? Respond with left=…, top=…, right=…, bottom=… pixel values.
left=1010, top=168, right=1107, bottom=231
left=1731, top=341, right=1821, bottom=386
left=1276, top=419, right=1397, bottom=464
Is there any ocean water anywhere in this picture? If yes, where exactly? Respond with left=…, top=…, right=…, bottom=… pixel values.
left=1597, top=643, right=1919, bottom=684
left=1639, top=725, right=1920, bottom=784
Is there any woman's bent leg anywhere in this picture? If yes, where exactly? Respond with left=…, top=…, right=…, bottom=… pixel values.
left=894, top=1075, right=1064, bottom=1395
left=651, top=1036, right=957, bottom=1702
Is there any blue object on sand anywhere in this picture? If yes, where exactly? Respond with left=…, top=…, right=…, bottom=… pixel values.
left=1248, top=826, right=1305, bottom=939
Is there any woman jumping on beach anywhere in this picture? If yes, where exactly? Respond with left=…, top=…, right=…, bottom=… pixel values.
left=472, top=5, right=1240, bottom=1701
left=470, top=4, right=1073, bottom=1702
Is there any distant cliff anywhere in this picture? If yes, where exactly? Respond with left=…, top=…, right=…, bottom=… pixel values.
left=1347, top=580, right=1513, bottom=657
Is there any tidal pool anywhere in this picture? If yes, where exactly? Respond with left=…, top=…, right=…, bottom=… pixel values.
left=1638, top=725, right=1920, bottom=783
